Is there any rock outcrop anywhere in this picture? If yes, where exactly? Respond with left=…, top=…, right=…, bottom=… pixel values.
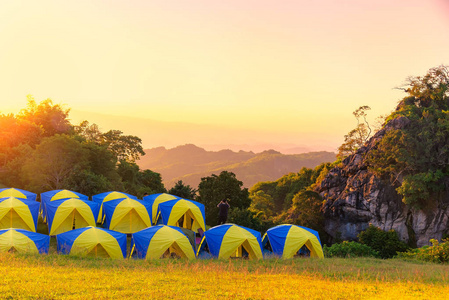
left=317, top=116, right=449, bottom=247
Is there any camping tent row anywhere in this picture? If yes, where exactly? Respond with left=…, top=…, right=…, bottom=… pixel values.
left=0, top=224, right=324, bottom=260
left=0, top=189, right=206, bottom=237
left=0, top=189, right=324, bottom=259
left=45, top=196, right=206, bottom=236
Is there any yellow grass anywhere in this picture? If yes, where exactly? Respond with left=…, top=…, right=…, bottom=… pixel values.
left=1, top=254, right=448, bottom=299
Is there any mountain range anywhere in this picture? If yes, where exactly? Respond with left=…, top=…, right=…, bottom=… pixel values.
left=137, top=144, right=336, bottom=189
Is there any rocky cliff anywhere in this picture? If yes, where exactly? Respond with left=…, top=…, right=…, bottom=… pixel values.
left=317, top=116, right=449, bottom=247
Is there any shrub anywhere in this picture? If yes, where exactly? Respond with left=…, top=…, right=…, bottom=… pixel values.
left=357, top=225, right=409, bottom=258
left=397, top=239, right=449, bottom=263
left=323, top=241, right=379, bottom=258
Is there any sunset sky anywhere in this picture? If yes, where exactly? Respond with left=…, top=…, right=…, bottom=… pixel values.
left=1, top=0, right=448, bottom=152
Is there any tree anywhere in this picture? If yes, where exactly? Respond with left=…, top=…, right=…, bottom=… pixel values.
left=101, top=130, right=145, bottom=162
left=228, top=208, right=265, bottom=232
left=367, top=65, right=449, bottom=209
left=338, top=106, right=372, bottom=159
left=73, top=120, right=103, bottom=143
left=249, top=190, right=274, bottom=221
left=358, top=225, right=409, bottom=258
left=138, top=169, right=166, bottom=195
left=280, top=190, right=324, bottom=235
left=168, top=180, right=197, bottom=200
left=21, top=134, right=89, bottom=192
left=117, top=160, right=166, bottom=197
left=17, top=95, right=71, bottom=137
left=196, top=171, right=250, bottom=226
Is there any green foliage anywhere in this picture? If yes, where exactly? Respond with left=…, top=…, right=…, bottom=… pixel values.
left=168, top=180, right=197, bottom=200
left=101, top=129, right=145, bottom=162
left=338, top=106, right=372, bottom=159
left=397, top=239, right=449, bottom=263
left=74, top=121, right=145, bottom=163
left=281, top=190, right=324, bottom=235
left=248, top=163, right=333, bottom=235
left=0, top=97, right=164, bottom=197
left=249, top=190, right=274, bottom=221
left=367, top=65, right=449, bottom=209
left=323, top=241, right=379, bottom=258
left=197, top=171, right=250, bottom=227
left=17, top=95, right=71, bottom=137
left=357, top=225, right=409, bottom=259
left=117, top=160, right=166, bottom=197
left=22, top=134, right=90, bottom=192
left=228, top=207, right=270, bottom=233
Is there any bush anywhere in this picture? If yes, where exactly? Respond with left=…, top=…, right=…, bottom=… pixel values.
left=323, top=241, right=379, bottom=258
left=357, top=225, right=409, bottom=258
left=397, top=239, right=449, bottom=263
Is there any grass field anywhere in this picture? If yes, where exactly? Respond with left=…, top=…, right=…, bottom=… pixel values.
left=2, top=253, right=448, bottom=299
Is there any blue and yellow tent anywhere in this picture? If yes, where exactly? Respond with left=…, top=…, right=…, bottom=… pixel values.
left=41, top=189, right=88, bottom=221
left=142, top=193, right=179, bottom=224
left=46, top=198, right=99, bottom=235
left=103, top=198, right=152, bottom=234
left=0, top=228, right=49, bottom=254
left=92, top=191, right=137, bottom=223
left=0, top=188, right=37, bottom=202
left=57, top=226, right=127, bottom=259
left=262, top=224, right=324, bottom=259
left=0, top=197, right=40, bottom=232
left=131, top=225, right=195, bottom=259
left=197, top=224, right=263, bottom=260
left=157, top=199, right=206, bottom=233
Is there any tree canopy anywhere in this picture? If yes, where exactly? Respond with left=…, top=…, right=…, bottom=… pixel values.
left=196, top=171, right=250, bottom=226
left=0, top=97, right=163, bottom=197
left=338, top=106, right=372, bottom=159
left=367, top=65, right=449, bottom=209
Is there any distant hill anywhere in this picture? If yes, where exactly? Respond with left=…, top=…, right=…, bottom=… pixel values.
left=137, top=144, right=336, bottom=189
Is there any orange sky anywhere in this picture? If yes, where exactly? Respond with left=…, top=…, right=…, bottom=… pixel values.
left=1, top=0, right=448, bottom=152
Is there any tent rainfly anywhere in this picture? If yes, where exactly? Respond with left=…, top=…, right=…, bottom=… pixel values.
left=46, top=198, right=99, bottom=236
left=131, top=225, right=195, bottom=259
left=40, top=189, right=88, bottom=221
left=142, top=193, right=179, bottom=224
left=92, top=191, right=138, bottom=223
left=0, top=197, right=40, bottom=232
left=57, top=226, right=127, bottom=259
left=0, top=188, right=37, bottom=202
left=157, top=199, right=206, bottom=233
left=197, top=224, right=263, bottom=260
left=262, top=224, right=324, bottom=259
left=0, top=228, right=50, bottom=254
left=103, top=198, right=152, bottom=234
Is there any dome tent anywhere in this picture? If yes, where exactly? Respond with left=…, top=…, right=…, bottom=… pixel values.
left=0, top=197, right=40, bottom=232
left=0, top=228, right=49, bottom=254
left=103, top=198, right=152, bottom=234
left=142, top=193, right=179, bottom=224
left=131, top=225, right=195, bottom=259
left=197, top=224, right=263, bottom=260
left=0, top=188, right=37, bottom=202
left=57, top=226, right=127, bottom=259
left=262, top=224, right=324, bottom=259
left=92, top=191, right=138, bottom=223
left=46, top=198, right=99, bottom=235
left=41, top=189, right=88, bottom=221
left=157, top=199, right=206, bottom=233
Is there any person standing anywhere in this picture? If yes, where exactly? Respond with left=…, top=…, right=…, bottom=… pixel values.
left=217, top=199, right=230, bottom=225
